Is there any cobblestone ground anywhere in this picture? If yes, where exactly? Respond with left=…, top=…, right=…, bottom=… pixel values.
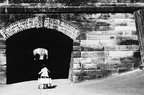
left=0, top=69, right=144, bottom=95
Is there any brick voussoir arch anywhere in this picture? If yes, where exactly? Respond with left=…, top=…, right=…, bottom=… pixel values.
left=0, top=16, right=80, bottom=40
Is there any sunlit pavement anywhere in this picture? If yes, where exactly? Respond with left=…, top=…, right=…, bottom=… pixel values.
left=0, top=69, right=144, bottom=95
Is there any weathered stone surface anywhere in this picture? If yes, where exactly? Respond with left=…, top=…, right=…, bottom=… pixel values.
left=80, top=58, right=105, bottom=64
left=82, top=64, right=97, bottom=70
left=81, top=46, right=104, bottom=51
left=105, top=45, right=139, bottom=51
left=73, top=70, right=82, bottom=76
left=82, top=70, right=102, bottom=80
left=97, top=63, right=115, bottom=70
left=0, top=3, right=144, bottom=13
left=118, top=45, right=139, bottom=51
left=81, top=51, right=108, bottom=58
left=108, top=51, right=134, bottom=58
left=73, top=58, right=81, bottom=64
left=80, top=58, right=92, bottom=64
left=72, top=75, right=81, bottom=83
left=73, top=51, right=81, bottom=58
left=0, top=2, right=142, bottom=83
left=73, top=64, right=81, bottom=70
left=100, top=39, right=117, bottom=46
left=105, top=58, right=121, bottom=64
left=86, top=35, right=116, bottom=40
left=80, top=40, right=100, bottom=47
left=0, top=39, right=5, bottom=45
left=91, top=58, right=105, bottom=64
left=104, top=45, right=119, bottom=51
left=73, top=40, right=80, bottom=46
left=73, top=46, right=81, bottom=51
left=0, top=54, right=6, bottom=65
left=0, top=66, right=6, bottom=84
left=0, top=49, right=6, bottom=54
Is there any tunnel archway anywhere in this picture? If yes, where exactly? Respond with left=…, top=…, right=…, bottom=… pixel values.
left=6, top=28, right=73, bottom=84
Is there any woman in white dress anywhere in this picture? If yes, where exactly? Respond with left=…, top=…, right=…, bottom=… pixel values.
left=38, top=64, right=51, bottom=88
left=39, top=64, right=50, bottom=78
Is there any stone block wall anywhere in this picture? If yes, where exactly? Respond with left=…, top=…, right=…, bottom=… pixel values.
left=0, top=13, right=141, bottom=83
left=0, top=1, right=143, bottom=83
left=66, top=13, right=140, bottom=82
left=0, top=38, right=6, bottom=84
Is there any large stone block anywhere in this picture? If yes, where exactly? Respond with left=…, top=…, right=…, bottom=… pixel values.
left=80, top=57, right=105, bottom=64
left=0, top=49, right=6, bottom=54
left=114, top=26, right=136, bottom=31
left=105, top=57, right=121, bottom=64
left=0, top=39, right=5, bottom=45
left=97, top=63, right=114, bottom=70
left=72, top=75, right=81, bottom=83
left=113, top=18, right=135, bottom=25
left=73, top=51, right=81, bottom=58
left=86, top=30, right=116, bottom=35
left=100, top=40, right=117, bottom=46
left=82, top=64, right=97, bottom=70
left=94, top=26, right=115, bottom=31
left=117, top=39, right=139, bottom=45
left=116, top=35, right=138, bottom=40
left=81, top=46, right=104, bottom=51
left=80, top=58, right=92, bottom=64
left=0, top=72, right=6, bottom=84
left=0, top=45, right=6, bottom=49
left=73, top=58, right=81, bottom=64
left=73, top=64, right=81, bottom=70
left=80, top=40, right=100, bottom=47
left=87, top=30, right=136, bottom=37
left=73, top=40, right=80, bottom=46
left=73, top=46, right=81, bottom=51
left=73, top=70, right=82, bottom=76
left=110, top=13, right=134, bottom=19
left=104, top=45, right=119, bottom=51
left=82, top=70, right=102, bottom=80
left=79, top=20, right=96, bottom=29
left=81, top=51, right=108, bottom=58
left=0, top=54, right=6, bottom=65
left=91, top=58, right=105, bottom=64
left=118, top=45, right=139, bottom=51
left=0, top=66, right=6, bottom=84
left=79, top=33, right=87, bottom=40
left=86, top=35, right=116, bottom=40
left=108, top=51, right=134, bottom=58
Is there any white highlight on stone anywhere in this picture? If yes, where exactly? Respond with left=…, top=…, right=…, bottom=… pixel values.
left=108, top=51, right=134, bottom=58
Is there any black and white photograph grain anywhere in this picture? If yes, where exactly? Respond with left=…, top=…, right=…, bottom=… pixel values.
left=0, top=0, right=144, bottom=95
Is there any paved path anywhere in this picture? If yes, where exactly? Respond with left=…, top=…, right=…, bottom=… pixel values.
left=0, top=69, right=144, bottom=95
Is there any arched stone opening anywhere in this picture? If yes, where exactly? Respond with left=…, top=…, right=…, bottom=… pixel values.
left=1, top=17, right=79, bottom=84
left=6, top=28, right=74, bottom=84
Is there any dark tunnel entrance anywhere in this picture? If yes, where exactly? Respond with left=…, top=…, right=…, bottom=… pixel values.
left=6, top=28, right=73, bottom=84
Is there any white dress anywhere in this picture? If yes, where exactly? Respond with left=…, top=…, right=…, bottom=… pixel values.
left=39, top=67, right=49, bottom=77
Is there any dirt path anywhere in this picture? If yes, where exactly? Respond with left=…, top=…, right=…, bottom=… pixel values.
left=0, top=69, right=144, bottom=95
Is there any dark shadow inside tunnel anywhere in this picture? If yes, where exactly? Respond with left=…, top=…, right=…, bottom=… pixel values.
left=6, top=28, right=73, bottom=84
